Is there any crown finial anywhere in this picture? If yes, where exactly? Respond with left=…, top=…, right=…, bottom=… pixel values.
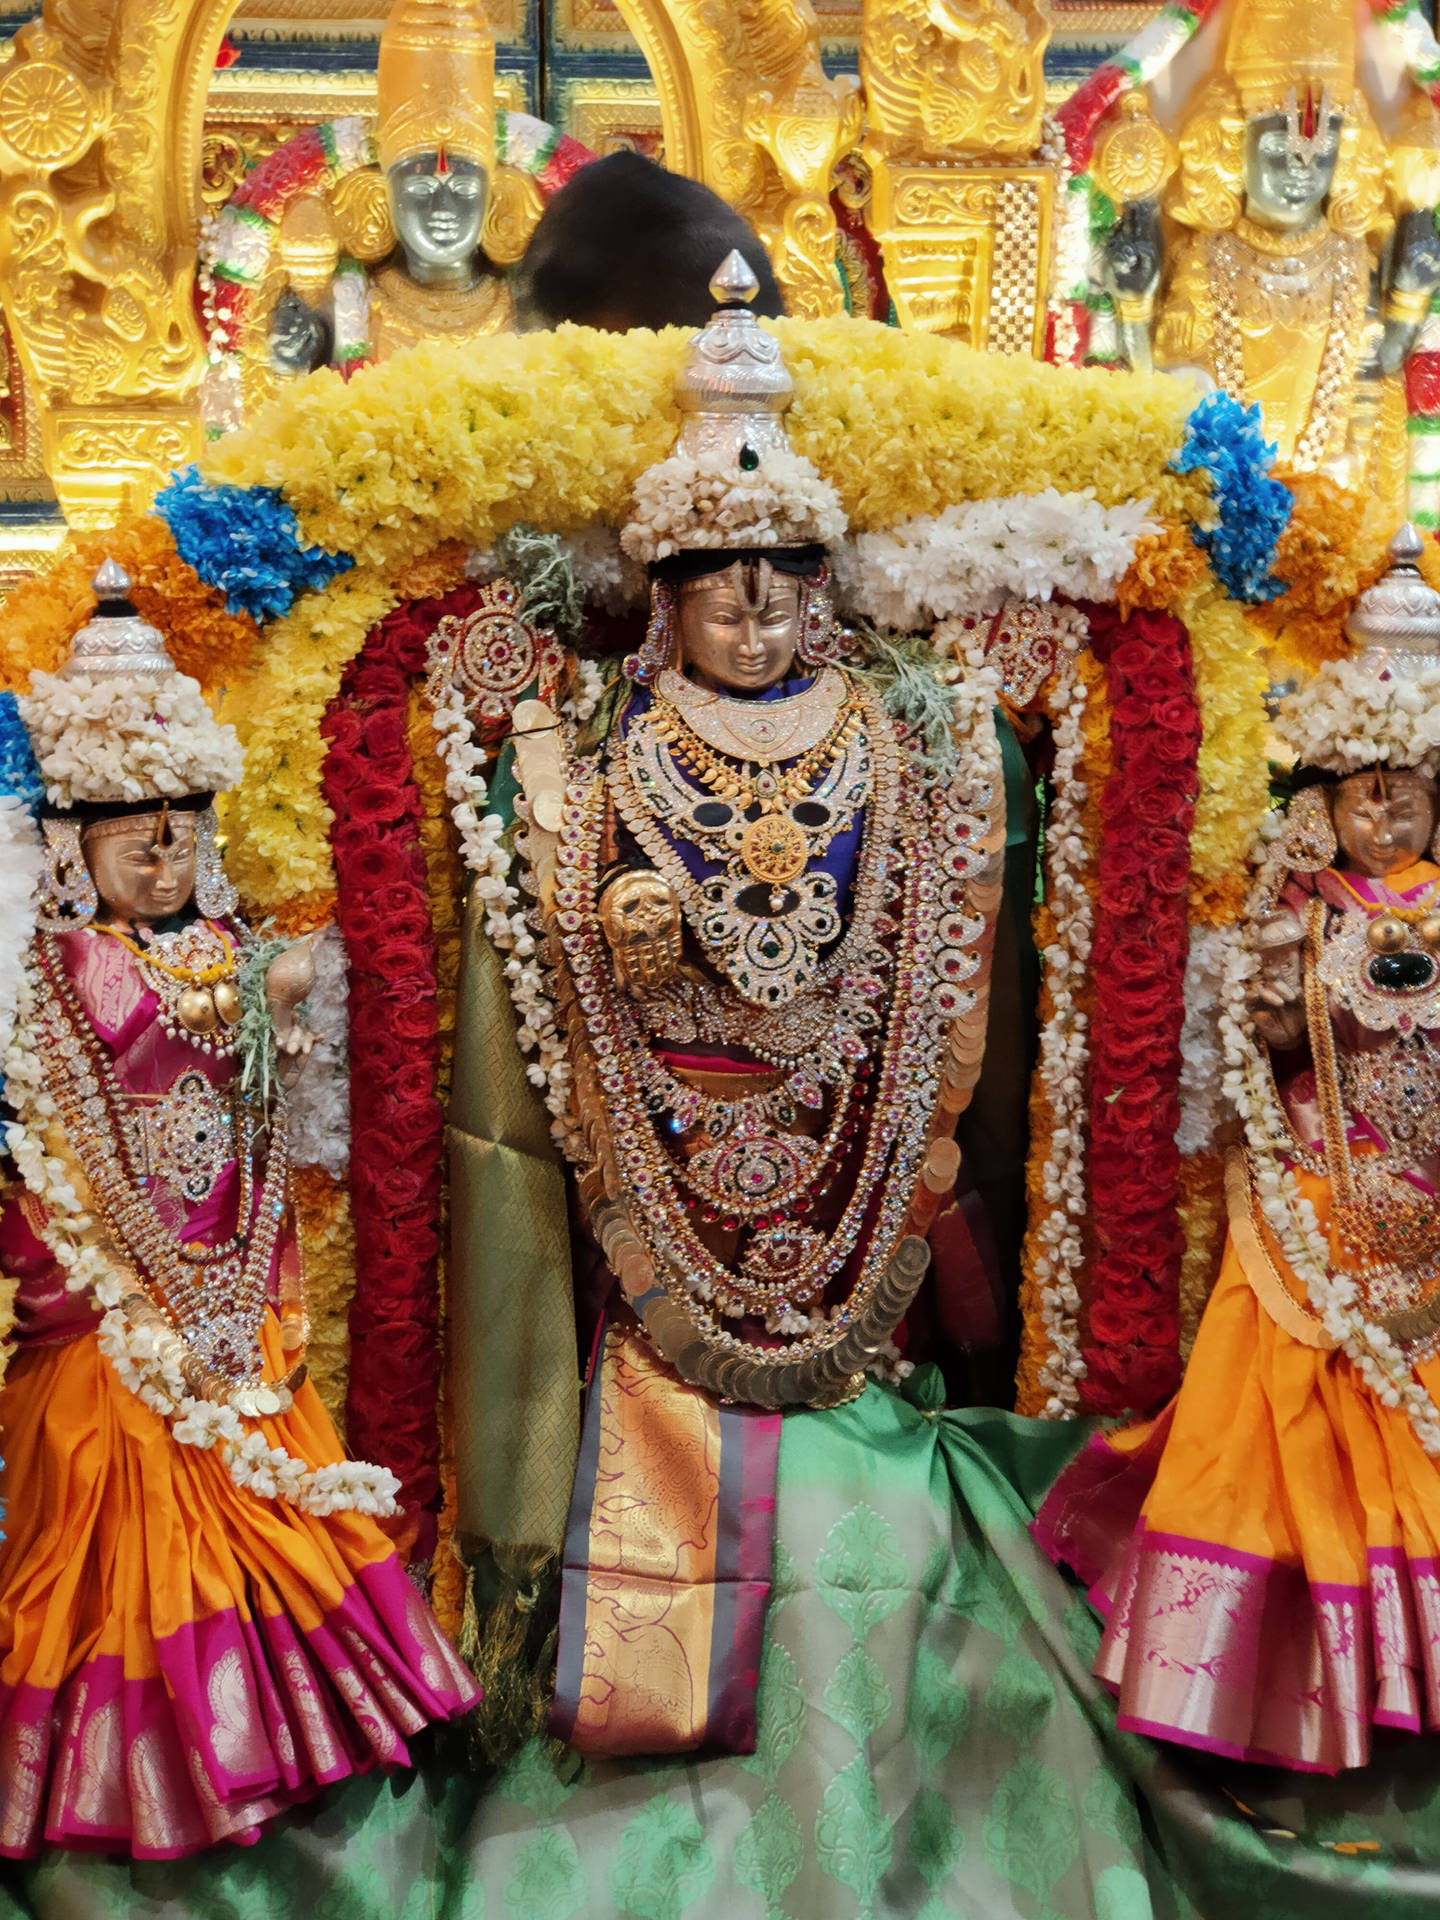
left=1391, top=522, right=1426, bottom=567
left=1344, top=523, right=1440, bottom=655
left=61, top=560, right=175, bottom=678
left=709, top=249, right=759, bottom=308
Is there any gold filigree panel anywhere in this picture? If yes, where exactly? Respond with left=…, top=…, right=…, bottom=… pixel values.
left=550, top=78, right=665, bottom=159
left=870, top=162, right=1054, bottom=350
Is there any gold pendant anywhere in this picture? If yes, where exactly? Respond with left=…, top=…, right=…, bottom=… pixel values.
left=175, top=985, right=220, bottom=1034
left=212, top=978, right=242, bottom=1027
left=739, top=813, right=809, bottom=885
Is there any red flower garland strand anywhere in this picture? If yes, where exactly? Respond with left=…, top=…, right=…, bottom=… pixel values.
left=1080, top=604, right=1201, bottom=1415
left=321, top=581, right=487, bottom=1553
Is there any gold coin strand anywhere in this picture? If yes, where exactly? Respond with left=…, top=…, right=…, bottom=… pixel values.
left=35, top=934, right=293, bottom=1400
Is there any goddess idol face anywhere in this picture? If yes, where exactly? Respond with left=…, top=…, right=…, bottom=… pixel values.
left=676, top=561, right=801, bottom=695
left=1243, top=110, right=1343, bottom=233
left=1332, top=769, right=1438, bottom=879
left=387, top=151, right=487, bottom=282
left=83, top=810, right=197, bottom=927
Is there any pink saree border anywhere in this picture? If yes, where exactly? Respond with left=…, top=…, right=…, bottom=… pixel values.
left=1034, top=1433, right=1440, bottom=1772
left=0, top=1555, right=478, bottom=1859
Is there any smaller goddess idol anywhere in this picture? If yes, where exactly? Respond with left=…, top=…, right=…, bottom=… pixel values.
left=0, top=566, right=477, bottom=1858
left=1036, top=527, right=1440, bottom=1773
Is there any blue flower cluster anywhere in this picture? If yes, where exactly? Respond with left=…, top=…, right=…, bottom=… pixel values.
left=1173, top=392, right=1293, bottom=604
left=0, top=689, right=43, bottom=810
left=155, top=467, right=351, bottom=625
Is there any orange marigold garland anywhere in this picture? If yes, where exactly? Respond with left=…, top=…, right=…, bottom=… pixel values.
left=1114, top=520, right=1208, bottom=619
left=0, top=517, right=260, bottom=695
left=1248, top=472, right=1393, bottom=671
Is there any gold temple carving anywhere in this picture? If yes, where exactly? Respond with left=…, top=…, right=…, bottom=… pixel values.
left=2, top=0, right=1438, bottom=538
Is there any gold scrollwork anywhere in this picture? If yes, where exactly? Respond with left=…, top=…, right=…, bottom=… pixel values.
left=892, top=174, right=1002, bottom=224
left=861, top=0, right=1051, bottom=165
left=331, top=167, right=397, bottom=264
left=44, top=407, right=201, bottom=527
left=480, top=163, right=546, bottom=267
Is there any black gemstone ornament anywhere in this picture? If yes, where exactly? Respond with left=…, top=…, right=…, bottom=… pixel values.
left=1368, top=951, right=1437, bottom=991
left=738, top=443, right=761, bottom=472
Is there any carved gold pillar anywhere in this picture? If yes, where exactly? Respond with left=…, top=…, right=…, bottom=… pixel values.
left=609, top=0, right=861, bottom=319
left=860, top=0, right=1056, bottom=347
left=0, top=0, right=231, bottom=527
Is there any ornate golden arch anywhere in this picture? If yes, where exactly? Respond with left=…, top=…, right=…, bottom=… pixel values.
left=604, top=0, right=861, bottom=322
left=0, top=0, right=237, bottom=523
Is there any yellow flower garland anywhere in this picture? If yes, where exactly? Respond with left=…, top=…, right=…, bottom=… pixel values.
left=219, top=566, right=402, bottom=917
left=1182, top=570, right=1271, bottom=928
left=292, top=1165, right=356, bottom=1437
left=199, top=321, right=1208, bottom=572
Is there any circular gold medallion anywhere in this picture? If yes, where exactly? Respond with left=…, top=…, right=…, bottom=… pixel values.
left=739, top=813, right=809, bottom=886
left=176, top=985, right=220, bottom=1034
left=212, top=979, right=242, bottom=1027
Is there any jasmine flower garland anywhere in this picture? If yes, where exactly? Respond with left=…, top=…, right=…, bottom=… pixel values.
left=1173, top=393, right=1292, bottom=604
left=155, top=467, right=351, bottom=624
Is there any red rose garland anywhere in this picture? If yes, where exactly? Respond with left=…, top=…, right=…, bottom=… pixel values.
left=321, top=581, right=488, bottom=1551
left=1080, top=604, right=1201, bottom=1414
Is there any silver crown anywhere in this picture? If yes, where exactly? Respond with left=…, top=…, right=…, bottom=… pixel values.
left=60, top=560, right=177, bottom=678
left=673, top=249, right=792, bottom=467
left=1344, top=524, right=1440, bottom=657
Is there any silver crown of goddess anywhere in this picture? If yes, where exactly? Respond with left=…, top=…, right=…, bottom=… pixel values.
left=61, top=559, right=178, bottom=678
left=1345, top=524, right=1440, bottom=660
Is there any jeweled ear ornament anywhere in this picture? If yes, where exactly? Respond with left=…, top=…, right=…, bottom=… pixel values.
left=624, top=581, right=676, bottom=686
left=36, top=818, right=99, bottom=932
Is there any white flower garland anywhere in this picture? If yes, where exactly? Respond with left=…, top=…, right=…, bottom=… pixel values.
left=285, top=920, right=351, bottom=1177
left=2, top=961, right=401, bottom=1515
left=1273, top=654, right=1440, bottom=779
left=1041, top=115, right=1088, bottom=371
left=620, top=447, right=847, bottom=566
left=832, top=491, right=1157, bottom=632
left=1220, top=910, right=1440, bottom=1455
left=20, top=670, right=245, bottom=808
left=999, top=621, right=1092, bottom=1417
left=427, top=679, right=578, bottom=1146
left=0, top=798, right=42, bottom=1082
left=1175, top=924, right=1235, bottom=1157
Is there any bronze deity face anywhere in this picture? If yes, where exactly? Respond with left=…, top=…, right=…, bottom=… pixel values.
left=1243, top=111, right=1342, bottom=233
left=1331, top=769, right=1438, bottom=878
left=676, top=560, right=801, bottom=695
left=83, top=811, right=197, bottom=926
left=387, top=150, right=487, bottom=282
